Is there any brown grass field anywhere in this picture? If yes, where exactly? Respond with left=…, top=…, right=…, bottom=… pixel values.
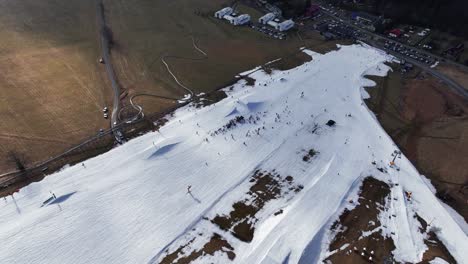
left=0, top=0, right=112, bottom=172
left=0, top=0, right=337, bottom=172
left=104, top=0, right=336, bottom=112
left=365, top=66, right=468, bottom=220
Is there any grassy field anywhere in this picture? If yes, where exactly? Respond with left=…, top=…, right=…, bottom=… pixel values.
left=104, top=0, right=336, bottom=112
left=0, top=0, right=336, bottom=173
left=0, top=0, right=111, bottom=171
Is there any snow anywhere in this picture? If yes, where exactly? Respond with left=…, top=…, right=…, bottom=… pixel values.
left=1, top=44, right=467, bottom=264
left=441, top=202, right=468, bottom=235
left=430, top=257, right=450, bottom=264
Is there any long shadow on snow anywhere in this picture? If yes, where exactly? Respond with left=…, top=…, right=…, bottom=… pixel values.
left=49, top=192, right=77, bottom=205
left=147, top=143, right=180, bottom=159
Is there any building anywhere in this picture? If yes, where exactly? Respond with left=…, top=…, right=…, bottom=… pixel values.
left=224, top=14, right=251, bottom=26
left=388, top=28, right=402, bottom=38
left=259, top=13, right=276, bottom=24
left=233, top=14, right=251, bottom=25
left=351, top=11, right=384, bottom=31
left=215, top=7, right=233, bottom=19
left=351, top=12, right=379, bottom=24
left=276, top=19, right=295, bottom=32
left=267, top=20, right=278, bottom=28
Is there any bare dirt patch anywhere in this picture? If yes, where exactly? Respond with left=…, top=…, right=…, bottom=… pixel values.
left=326, top=177, right=458, bottom=263
left=212, top=170, right=303, bottom=242
left=413, top=214, right=457, bottom=264
left=160, top=233, right=235, bottom=264
left=159, top=169, right=303, bottom=263
left=326, top=177, right=395, bottom=263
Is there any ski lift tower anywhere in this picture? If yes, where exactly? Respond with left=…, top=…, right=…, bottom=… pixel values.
left=390, top=150, right=402, bottom=167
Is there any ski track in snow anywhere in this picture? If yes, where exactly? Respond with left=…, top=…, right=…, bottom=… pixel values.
left=0, top=44, right=467, bottom=264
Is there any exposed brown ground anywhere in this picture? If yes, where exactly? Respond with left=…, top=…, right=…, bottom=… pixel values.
left=160, top=233, right=235, bottom=264
left=160, top=170, right=302, bottom=263
left=399, top=73, right=468, bottom=221
left=414, top=215, right=457, bottom=264
left=365, top=66, right=468, bottom=221
left=438, top=64, right=468, bottom=91
left=0, top=0, right=111, bottom=172
left=326, top=177, right=457, bottom=264
left=212, top=170, right=302, bottom=242
left=326, top=177, right=395, bottom=264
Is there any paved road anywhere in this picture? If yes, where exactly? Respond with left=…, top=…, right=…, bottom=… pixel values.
left=320, top=8, right=468, bottom=99
left=96, top=0, right=124, bottom=143
left=368, top=40, right=468, bottom=99
left=319, top=6, right=468, bottom=72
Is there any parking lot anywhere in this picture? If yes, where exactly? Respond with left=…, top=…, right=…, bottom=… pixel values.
left=250, top=23, right=287, bottom=40
left=314, top=19, right=366, bottom=41
left=383, top=40, right=436, bottom=65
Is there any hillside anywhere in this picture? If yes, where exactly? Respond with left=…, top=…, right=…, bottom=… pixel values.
left=0, top=44, right=466, bottom=263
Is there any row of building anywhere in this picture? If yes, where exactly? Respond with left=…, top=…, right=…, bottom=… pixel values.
left=214, top=7, right=295, bottom=32
left=215, top=7, right=251, bottom=26
left=258, top=13, right=294, bottom=32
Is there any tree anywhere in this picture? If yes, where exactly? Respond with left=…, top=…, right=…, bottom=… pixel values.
left=7, top=151, right=26, bottom=172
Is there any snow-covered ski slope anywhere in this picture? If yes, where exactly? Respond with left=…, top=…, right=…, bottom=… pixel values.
left=1, top=44, right=466, bottom=264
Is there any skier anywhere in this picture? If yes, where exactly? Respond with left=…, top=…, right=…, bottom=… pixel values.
left=187, top=185, right=192, bottom=194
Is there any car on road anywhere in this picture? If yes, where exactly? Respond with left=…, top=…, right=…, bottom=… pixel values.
left=104, top=113, right=108, bottom=119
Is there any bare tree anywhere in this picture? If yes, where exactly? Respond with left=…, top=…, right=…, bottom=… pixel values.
left=7, top=151, right=26, bottom=172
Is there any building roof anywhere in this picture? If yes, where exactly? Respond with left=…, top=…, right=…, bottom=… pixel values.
left=389, top=28, right=402, bottom=36
left=352, top=12, right=379, bottom=22
left=259, top=13, right=276, bottom=22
